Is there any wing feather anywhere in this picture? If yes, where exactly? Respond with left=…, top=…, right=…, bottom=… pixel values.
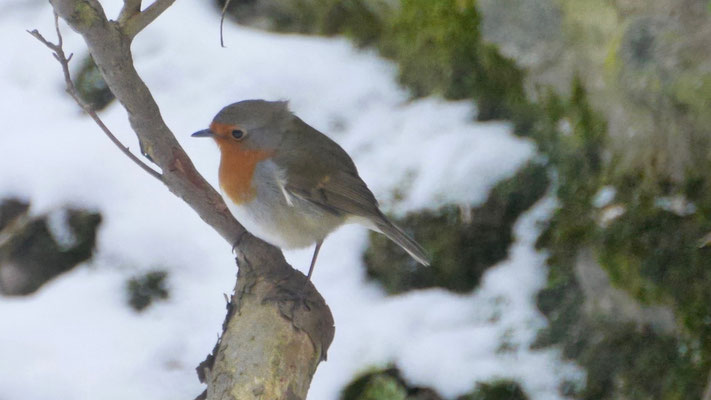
left=274, top=117, right=381, bottom=219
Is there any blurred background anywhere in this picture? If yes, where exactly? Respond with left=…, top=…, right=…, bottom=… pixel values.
left=1, top=0, right=711, bottom=399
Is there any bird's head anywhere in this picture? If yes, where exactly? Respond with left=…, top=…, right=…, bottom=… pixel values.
left=192, top=99, right=292, bottom=153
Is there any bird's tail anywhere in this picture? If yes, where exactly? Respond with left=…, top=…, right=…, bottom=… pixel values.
left=374, top=218, right=431, bottom=266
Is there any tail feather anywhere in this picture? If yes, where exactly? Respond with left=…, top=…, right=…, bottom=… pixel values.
left=375, top=219, right=431, bottom=266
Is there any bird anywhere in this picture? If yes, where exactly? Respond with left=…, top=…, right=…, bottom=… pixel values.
left=192, top=100, right=430, bottom=280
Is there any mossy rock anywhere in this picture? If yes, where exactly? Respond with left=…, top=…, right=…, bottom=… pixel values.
left=126, top=269, right=170, bottom=312
left=459, top=380, right=528, bottom=400
left=377, top=0, right=533, bottom=128
left=75, top=54, right=114, bottom=111
left=0, top=198, right=29, bottom=231
left=0, top=206, right=102, bottom=295
left=217, top=0, right=389, bottom=45
left=342, top=367, right=529, bottom=400
left=364, top=161, right=548, bottom=294
left=534, top=252, right=707, bottom=400
left=532, top=78, right=711, bottom=399
left=532, top=271, right=588, bottom=359
left=341, top=368, right=442, bottom=400
left=345, top=373, right=407, bottom=400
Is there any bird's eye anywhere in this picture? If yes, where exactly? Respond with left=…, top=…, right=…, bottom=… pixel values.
left=231, top=129, right=245, bottom=140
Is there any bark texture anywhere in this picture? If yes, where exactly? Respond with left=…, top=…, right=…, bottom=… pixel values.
left=198, top=236, right=334, bottom=400
left=45, top=1, right=334, bottom=398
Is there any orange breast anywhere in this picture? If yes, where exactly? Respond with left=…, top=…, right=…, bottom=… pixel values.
left=217, top=142, right=274, bottom=205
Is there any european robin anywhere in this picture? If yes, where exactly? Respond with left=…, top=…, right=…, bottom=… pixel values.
left=192, top=100, right=430, bottom=279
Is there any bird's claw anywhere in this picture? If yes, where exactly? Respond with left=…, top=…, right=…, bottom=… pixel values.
left=263, top=287, right=313, bottom=312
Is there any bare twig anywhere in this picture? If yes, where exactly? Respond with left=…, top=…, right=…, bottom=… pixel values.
left=123, top=0, right=175, bottom=39
left=220, top=0, right=233, bottom=48
left=27, top=14, right=162, bottom=182
left=118, top=0, right=141, bottom=23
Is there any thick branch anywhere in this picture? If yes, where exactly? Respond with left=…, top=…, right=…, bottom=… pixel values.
left=39, top=0, right=335, bottom=398
left=198, top=239, right=334, bottom=400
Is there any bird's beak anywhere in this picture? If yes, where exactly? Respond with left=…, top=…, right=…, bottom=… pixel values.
left=191, top=129, right=215, bottom=138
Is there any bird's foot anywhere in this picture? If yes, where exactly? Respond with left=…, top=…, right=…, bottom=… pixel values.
left=263, top=280, right=314, bottom=316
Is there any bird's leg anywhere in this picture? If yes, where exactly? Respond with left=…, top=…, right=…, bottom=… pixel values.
left=231, top=231, right=247, bottom=254
left=263, top=240, right=324, bottom=314
left=306, top=240, right=323, bottom=281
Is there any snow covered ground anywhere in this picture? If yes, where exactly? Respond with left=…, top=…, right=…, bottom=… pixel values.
left=0, top=1, right=581, bottom=398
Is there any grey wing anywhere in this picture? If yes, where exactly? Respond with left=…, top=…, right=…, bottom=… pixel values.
left=287, top=169, right=382, bottom=219
left=274, top=119, right=383, bottom=219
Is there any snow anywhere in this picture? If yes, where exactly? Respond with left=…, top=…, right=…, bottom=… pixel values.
left=0, top=1, right=581, bottom=399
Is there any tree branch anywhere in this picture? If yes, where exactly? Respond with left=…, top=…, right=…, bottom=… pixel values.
left=35, top=0, right=335, bottom=398
left=122, top=0, right=175, bottom=39
left=27, top=14, right=162, bottom=182
left=118, top=0, right=141, bottom=24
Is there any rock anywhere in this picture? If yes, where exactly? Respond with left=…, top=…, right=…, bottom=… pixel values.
left=575, top=247, right=677, bottom=334
left=477, top=0, right=711, bottom=182
left=217, top=0, right=396, bottom=44
left=75, top=54, right=114, bottom=111
left=0, top=202, right=102, bottom=296
left=0, top=198, right=29, bottom=231
left=364, top=162, right=548, bottom=294
left=459, top=380, right=528, bottom=400
left=126, top=270, right=170, bottom=312
left=341, top=367, right=529, bottom=400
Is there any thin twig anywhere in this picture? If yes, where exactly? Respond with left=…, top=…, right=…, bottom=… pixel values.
left=220, top=0, right=233, bottom=48
left=28, top=13, right=162, bottom=182
left=123, top=0, right=175, bottom=39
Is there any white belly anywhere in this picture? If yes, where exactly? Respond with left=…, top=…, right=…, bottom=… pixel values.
left=221, top=160, right=345, bottom=249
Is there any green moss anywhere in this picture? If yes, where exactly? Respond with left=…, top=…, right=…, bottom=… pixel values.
left=71, top=1, right=101, bottom=30
left=219, top=0, right=386, bottom=45
left=126, top=270, right=170, bottom=311
left=578, top=323, right=702, bottom=400
left=342, top=367, right=531, bottom=400
left=356, top=375, right=407, bottom=400
left=531, top=80, right=711, bottom=399
left=530, top=79, right=711, bottom=398
left=535, top=260, right=706, bottom=400
left=377, top=0, right=533, bottom=127
left=341, top=368, right=441, bottom=400
left=532, top=273, right=587, bottom=358
left=320, top=0, right=387, bottom=46
left=597, top=191, right=711, bottom=356
left=670, top=72, right=711, bottom=127
left=534, top=80, right=606, bottom=266
left=75, top=55, right=114, bottom=111
left=364, top=161, right=548, bottom=294
left=603, top=29, right=623, bottom=79
left=459, top=380, right=528, bottom=400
